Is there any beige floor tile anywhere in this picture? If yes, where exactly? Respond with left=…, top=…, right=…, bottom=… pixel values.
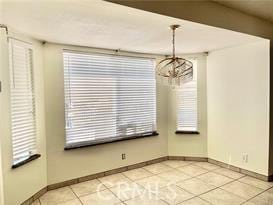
left=177, top=178, right=216, bottom=195
left=136, top=175, right=170, bottom=189
left=245, top=191, right=273, bottom=205
left=239, top=176, right=273, bottom=190
left=197, top=172, right=234, bottom=187
left=162, top=160, right=193, bottom=168
left=31, top=200, right=41, bottom=205
left=157, top=185, right=194, bottom=204
left=221, top=181, right=263, bottom=200
left=179, top=197, right=211, bottom=205
left=200, top=188, right=245, bottom=205
left=157, top=170, right=191, bottom=183
left=124, top=193, right=168, bottom=205
left=99, top=173, right=132, bottom=188
left=267, top=187, right=273, bottom=194
left=241, top=201, right=256, bottom=205
left=177, top=165, right=209, bottom=177
left=143, top=163, right=172, bottom=174
left=80, top=189, right=121, bottom=205
left=123, top=168, right=153, bottom=181
left=110, top=182, right=145, bottom=201
left=70, top=179, right=106, bottom=197
left=56, top=199, right=82, bottom=205
left=214, top=168, right=245, bottom=179
left=184, top=161, right=197, bottom=164
left=40, top=187, right=77, bottom=205
left=195, top=162, right=220, bottom=171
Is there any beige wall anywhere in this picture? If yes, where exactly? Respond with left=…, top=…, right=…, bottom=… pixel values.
left=0, top=30, right=6, bottom=205
left=207, top=40, right=270, bottom=175
left=168, top=54, right=207, bottom=157
left=0, top=3, right=3, bottom=204
left=0, top=30, right=47, bottom=205
left=0, top=1, right=272, bottom=203
left=43, top=43, right=168, bottom=185
left=110, top=0, right=273, bottom=175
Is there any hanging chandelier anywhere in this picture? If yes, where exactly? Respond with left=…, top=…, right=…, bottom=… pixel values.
left=156, top=25, right=193, bottom=87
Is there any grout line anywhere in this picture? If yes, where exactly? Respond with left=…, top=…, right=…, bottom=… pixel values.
left=158, top=198, right=171, bottom=205
left=68, top=179, right=108, bottom=199
left=235, top=176, right=273, bottom=189
left=140, top=166, right=158, bottom=175
left=122, top=170, right=154, bottom=181
left=177, top=172, right=244, bottom=203
left=199, top=173, right=268, bottom=204
left=143, top=166, right=271, bottom=205
left=196, top=196, right=214, bottom=205
left=120, top=164, right=198, bottom=204
left=173, top=186, right=196, bottom=203
left=218, top=175, right=273, bottom=205
left=239, top=185, right=273, bottom=204
left=36, top=164, right=214, bottom=204
left=99, top=172, right=151, bottom=204
left=121, top=166, right=175, bottom=204
left=107, top=173, right=137, bottom=203
left=68, top=185, right=84, bottom=205
left=176, top=196, right=213, bottom=205
left=35, top=160, right=273, bottom=205
left=106, top=184, right=124, bottom=204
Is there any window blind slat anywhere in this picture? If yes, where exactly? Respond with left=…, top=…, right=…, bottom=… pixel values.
left=177, top=60, right=198, bottom=132
left=63, top=51, right=156, bottom=147
left=9, top=39, right=37, bottom=165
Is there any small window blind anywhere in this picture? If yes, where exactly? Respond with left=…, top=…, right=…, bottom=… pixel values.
left=177, top=60, right=198, bottom=132
left=63, top=51, right=157, bottom=148
left=9, top=39, right=37, bottom=165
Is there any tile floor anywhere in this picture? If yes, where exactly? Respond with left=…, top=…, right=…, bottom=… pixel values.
left=33, top=160, right=273, bottom=205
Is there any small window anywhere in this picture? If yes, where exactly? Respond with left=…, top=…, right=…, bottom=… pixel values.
left=63, top=51, right=157, bottom=149
left=9, top=39, right=38, bottom=167
left=177, top=60, right=198, bottom=132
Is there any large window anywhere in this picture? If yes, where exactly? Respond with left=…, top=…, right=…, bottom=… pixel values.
left=9, top=39, right=38, bottom=167
left=177, top=60, right=198, bottom=133
left=63, top=51, right=157, bottom=149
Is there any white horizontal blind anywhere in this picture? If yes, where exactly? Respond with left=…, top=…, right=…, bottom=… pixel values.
left=9, top=39, right=37, bottom=165
left=63, top=51, right=156, bottom=148
left=177, top=60, right=198, bottom=131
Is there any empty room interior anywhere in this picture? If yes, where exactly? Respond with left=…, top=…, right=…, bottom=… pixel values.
left=1, top=0, right=273, bottom=205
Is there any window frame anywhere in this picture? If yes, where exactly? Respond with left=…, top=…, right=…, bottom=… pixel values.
left=63, top=50, right=158, bottom=150
left=176, top=59, right=199, bottom=134
left=8, top=38, right=40, bottom=168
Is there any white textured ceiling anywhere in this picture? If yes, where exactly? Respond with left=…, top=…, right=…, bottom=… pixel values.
left=214, top=0, right=273, bottom=23
left=2, top=0, right=263, bottom=55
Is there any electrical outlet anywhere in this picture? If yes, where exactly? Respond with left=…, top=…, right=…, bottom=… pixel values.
left=122, top=153, right=126, bottom=160
left=242, top=154, right=248, bottom=163
left=245, top=154, right=248, bottom=163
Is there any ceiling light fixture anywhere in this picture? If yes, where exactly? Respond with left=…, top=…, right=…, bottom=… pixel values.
left=156, top=25, right=193, bottom=87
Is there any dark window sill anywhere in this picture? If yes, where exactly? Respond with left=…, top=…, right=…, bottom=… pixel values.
left=12, top=154, right=41, bottom=169
left=65, top=131, right=159, bottom=150
left=175, top=131, right=200, bottom=135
